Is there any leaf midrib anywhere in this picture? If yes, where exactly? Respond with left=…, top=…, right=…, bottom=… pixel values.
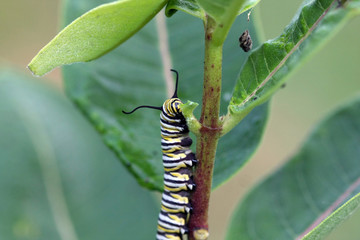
left=155, top=11, right=174, bottom=98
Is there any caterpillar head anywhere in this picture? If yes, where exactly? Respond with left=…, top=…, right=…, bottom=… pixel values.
left=163, top=98, right=183, bottom=117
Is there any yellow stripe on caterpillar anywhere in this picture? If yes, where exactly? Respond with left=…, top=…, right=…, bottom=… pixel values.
left=162, top=146, right=182, bottom=153
left=162, top=136, right=182, bottom=143
left=169, top=214, right=186, bottom=225
left=161, top=205, right=185, bottom=213
left=165, top=153, right=186, bottom=159
left=164, top=185, right=189, bottom=192
left=170, top=172, right=190, bottom=181
left=157, top=225, right=179, bottom=234
left=161, top=133, right=183, bottom=139
left=170, top=193, right=189, bottom=204
left=164, top=162, right=187, bottom=172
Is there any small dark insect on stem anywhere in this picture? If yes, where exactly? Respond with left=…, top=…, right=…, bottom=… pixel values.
left=239, top=30, right=253, bottom=52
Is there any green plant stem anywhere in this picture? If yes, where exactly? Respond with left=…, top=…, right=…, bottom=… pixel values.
left=188, top=16, right=222, bottom=240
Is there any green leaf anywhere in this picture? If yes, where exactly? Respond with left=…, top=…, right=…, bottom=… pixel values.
left=165, top=0, right=205, bottom=19
left=62, top=0, right=268, bottom=190
left=195, top=0, right=244, bottom=21
left=303, top=193, right=360, bottom=240
left=225, top=0, right=360, bottom=133
left=165, top=0, right=260, bottom=20
left=28, top=0, right=167, bottom=76
left=226, top=96, right=360, bottom=240
left=0, top=69, right=158, bottom=239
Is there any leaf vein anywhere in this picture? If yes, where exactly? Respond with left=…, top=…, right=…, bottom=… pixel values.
left=317, top=0, right=326, bottom=11
left=301, top=11, right=310, bottom=30
left=296, top=159, right=322, bottom=215
left=238, top=73, right=248, bottom=97
left=323, top=137, right=351, bottom=186
left=247, top=193, right=262, bottom=240
left=270, top=177, right=298, bottom=238
left=249, top=55, right=259, bottom=86
left=263, top=49, right=271, bottom=75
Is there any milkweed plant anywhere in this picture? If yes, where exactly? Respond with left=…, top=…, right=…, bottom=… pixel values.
left=26, top=0, right=360, bottom=239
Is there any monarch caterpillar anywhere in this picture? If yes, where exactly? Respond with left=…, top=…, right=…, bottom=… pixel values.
left=123, top=69, right=197, bottom=240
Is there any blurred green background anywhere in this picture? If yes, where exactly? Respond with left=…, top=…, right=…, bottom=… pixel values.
left=1, top=0, right=360, bottom=239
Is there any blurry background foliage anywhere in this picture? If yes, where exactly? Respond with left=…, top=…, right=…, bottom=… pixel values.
left=1, top=0, right=360, bottom=239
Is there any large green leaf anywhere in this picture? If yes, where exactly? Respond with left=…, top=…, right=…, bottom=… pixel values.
left=226, top=96, right=360, bottom=240
left=224, top=0, right=360, bottom=133
left=62, top=0, right=268, bottom=190
left=0, top=69, right=158, bottom=239
left=28, top=0, right=167, bottom=76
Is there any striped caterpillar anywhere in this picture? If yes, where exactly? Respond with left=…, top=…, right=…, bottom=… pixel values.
left=123, top=69, right=197, bottom=240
